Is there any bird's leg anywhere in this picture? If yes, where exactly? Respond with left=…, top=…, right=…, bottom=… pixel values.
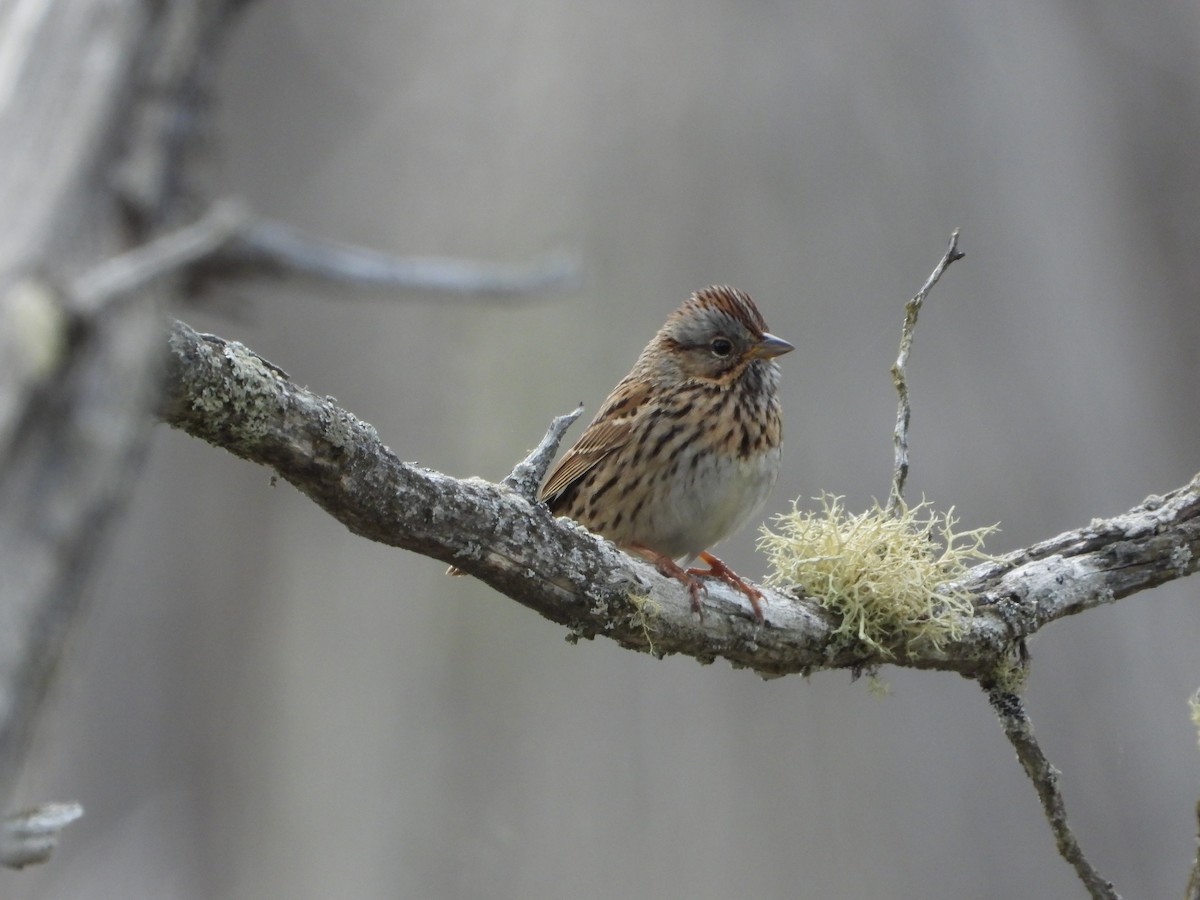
left=627, top=545, right=764, bottom=623
left=627, top=544, right=707, bottom=618
left=687, top=551, right=764, bottom=623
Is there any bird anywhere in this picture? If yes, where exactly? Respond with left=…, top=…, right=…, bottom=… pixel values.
left=539, top=285, right=793, bottom=622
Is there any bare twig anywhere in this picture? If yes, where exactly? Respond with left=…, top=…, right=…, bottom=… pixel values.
left=886, top=229, right=964, bottom=515
left=985, top=687, right=1120, bottom=899
left=502, top=404, right=585, bottom=502
left=0, top=802, right=83, bottom=870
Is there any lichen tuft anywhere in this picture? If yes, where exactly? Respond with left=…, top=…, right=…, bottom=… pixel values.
left=628, top=593, right=662, bottom=656
left=758, top=494, right=998, bottom=657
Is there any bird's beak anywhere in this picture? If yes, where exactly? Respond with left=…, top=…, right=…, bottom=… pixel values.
left=751, top=332, right=795, bottom=360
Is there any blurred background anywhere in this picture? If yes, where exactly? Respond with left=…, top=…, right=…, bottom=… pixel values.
left=10, top=1, right=1200, bottom=897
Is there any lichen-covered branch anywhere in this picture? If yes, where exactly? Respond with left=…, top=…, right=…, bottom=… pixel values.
left=161, top=319, right=1200, bottom=679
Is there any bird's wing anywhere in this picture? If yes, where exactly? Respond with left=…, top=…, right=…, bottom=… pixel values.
left=539, top=379, right=651, bottom=505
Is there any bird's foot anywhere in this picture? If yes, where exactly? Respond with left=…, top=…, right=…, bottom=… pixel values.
left=630, top=545, right=764, bottom=623
left=687, top=551, right=764, bottom=623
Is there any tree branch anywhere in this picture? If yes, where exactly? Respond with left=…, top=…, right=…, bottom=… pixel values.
left=160, top=318, right=1200, bottom=677
left=985, top=687, right=1120, bottom=899
left=887, top=229, right=964, bottom=514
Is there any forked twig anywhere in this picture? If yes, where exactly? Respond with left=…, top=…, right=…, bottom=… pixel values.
left=886, top=229, right=964, bottom=515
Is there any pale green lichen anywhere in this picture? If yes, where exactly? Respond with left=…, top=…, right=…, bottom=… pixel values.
left=758, top=494, right=998, bottom=657
left=628, top=593, right=663, bottom=657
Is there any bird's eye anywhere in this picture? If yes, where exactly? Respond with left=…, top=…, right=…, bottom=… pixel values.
left=711, top=338, right=733, bottom=357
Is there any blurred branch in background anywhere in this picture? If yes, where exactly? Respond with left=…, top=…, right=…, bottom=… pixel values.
left=0, top=0, right=252, bottom=867
left=193, top=216, right=581, bottom=296
left=0, top=804, right=83, bottom=871
left=0, top=0, right=578, bottom=872
left=70, top=198, right=582, bottom=315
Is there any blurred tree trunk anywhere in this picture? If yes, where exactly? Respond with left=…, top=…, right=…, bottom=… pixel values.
left=0, top=0, right=245, bottom=810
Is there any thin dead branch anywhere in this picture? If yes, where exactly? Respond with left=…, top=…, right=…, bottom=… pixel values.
left=985, top=687, right=1120, bottom=900
left=887, top=229, right=964, bottom=514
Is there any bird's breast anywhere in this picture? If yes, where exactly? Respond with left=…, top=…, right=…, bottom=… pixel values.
left=636, top=440, right=782, bottom=559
